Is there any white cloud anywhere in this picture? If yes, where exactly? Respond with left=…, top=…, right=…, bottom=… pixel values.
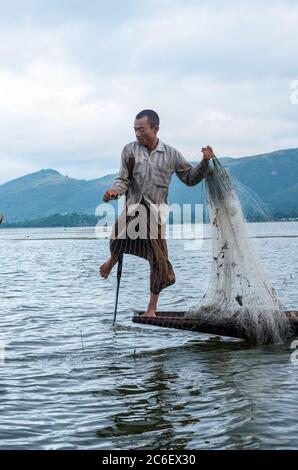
left=0, top=0, right=297, bottom=184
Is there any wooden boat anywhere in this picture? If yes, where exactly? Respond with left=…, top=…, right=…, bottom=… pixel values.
left=132, top=310, right=298, bottom=340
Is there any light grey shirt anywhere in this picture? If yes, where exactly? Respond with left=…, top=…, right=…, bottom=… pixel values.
left=111, top=140, right=210, bottom=223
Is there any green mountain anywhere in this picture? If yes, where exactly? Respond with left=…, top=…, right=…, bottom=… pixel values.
left=2, top=212, right=102, bottom=228
left=0, top=169, right=116, bottom=223
left=0, top=148, right=297, bottom=225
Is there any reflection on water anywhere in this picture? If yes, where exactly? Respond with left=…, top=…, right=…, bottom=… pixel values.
left=0, top=223, right=297, bottom=449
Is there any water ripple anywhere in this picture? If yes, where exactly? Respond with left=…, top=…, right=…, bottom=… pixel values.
left=0, top=223, right=297, bottom=449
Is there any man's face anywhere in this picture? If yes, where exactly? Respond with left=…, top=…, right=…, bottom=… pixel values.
left=134, top=116, right=158, bottom=147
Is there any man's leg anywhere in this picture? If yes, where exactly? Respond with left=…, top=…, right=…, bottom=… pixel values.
left=99, top=253, right=118, bottom=279
left=143, top=292, right=159, bottom=317
left=142, top=218, right=175, bottom=317
left=100, top=208, right=127, bottom=279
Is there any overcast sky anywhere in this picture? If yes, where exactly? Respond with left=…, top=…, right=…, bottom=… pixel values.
left=0, top=0, right=297, bottom=184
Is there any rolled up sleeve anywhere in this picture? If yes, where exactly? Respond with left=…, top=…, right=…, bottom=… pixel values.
left=174, top=151, right=210, bottom=186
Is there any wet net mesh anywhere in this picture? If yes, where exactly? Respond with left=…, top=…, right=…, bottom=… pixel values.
left=186, top=155, right=291, bottom=344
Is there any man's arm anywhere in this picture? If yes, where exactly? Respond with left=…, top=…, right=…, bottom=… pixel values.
left=174, top=146, right=213, bottom=186
left=103, top=146, right=134, bottom=202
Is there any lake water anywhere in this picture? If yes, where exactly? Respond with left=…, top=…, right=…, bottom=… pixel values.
left=0, top=222, right=297, bottom=449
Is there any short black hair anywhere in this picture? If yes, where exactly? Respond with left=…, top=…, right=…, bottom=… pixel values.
left=135, top=109, right=159, bottom=128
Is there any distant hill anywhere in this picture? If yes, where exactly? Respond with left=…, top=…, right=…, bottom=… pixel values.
left=2, top=212, right=103, bottom=228
left=0, top=168, right=117, bottom=223
left=0, top=148, right=297, bottom=225
left=226, top=148, right=298, bottom=218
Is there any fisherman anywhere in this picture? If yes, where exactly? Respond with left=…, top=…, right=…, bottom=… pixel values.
left=100, top=109, right=214, bottom=316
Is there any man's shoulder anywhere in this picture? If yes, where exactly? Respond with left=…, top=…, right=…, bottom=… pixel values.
left=160, top=141, right=182, bottom=158
left=121, top=141, right=137, bottom=154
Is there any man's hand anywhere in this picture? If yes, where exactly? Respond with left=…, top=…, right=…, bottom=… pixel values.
left=103, top=189, right=118, bottom=202
left=201, top=145, right=214, bottom=161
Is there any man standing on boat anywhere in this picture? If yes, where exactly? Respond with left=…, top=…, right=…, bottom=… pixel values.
left=100, top=109, right=214, bottom=316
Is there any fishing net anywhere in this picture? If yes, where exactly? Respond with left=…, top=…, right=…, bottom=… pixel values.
left=186, top=155, right=291, bottom=344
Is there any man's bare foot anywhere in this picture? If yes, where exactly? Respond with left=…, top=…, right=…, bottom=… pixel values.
left=142, top=310, right=156, bottom=317
left=99, top=257, right=117, bottom=279
left=142, top=292, right=159, bottom=317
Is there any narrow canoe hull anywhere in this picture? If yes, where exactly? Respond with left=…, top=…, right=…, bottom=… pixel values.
left=132, top=310, right=298, bottom=340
